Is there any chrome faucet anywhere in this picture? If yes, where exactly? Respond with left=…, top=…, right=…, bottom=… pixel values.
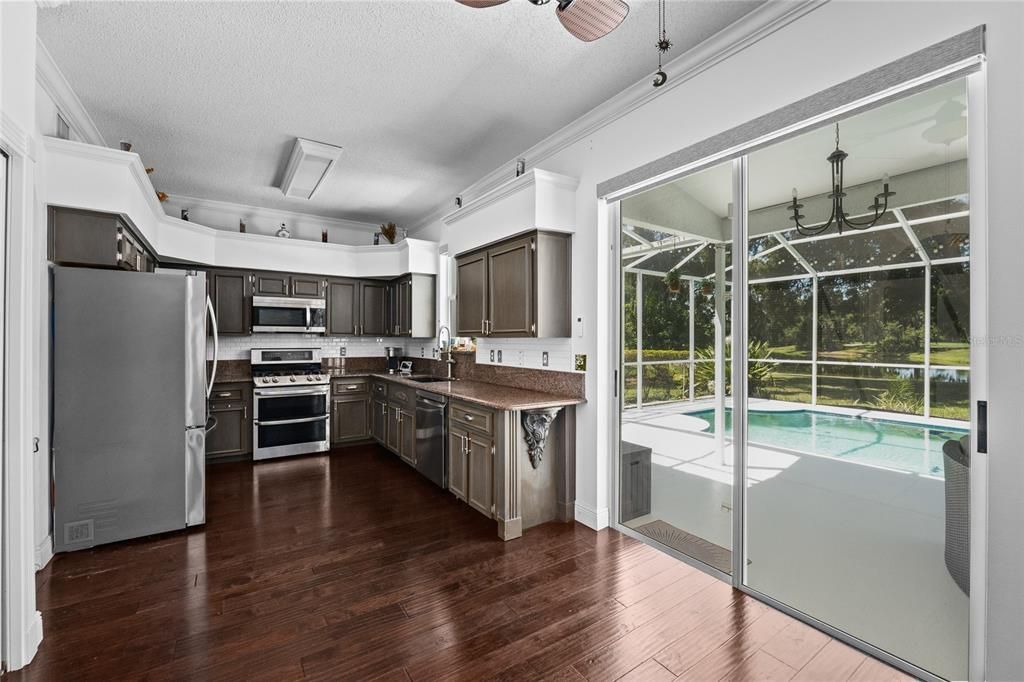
left=438, top=325, right=456, bottom=380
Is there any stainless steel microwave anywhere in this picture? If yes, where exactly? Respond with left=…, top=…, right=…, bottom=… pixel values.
left=251, top=296, right=326, bottom=334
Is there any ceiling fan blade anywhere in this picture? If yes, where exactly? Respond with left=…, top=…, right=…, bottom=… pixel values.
left=556, top=0, right=629, bottom=42
left=455, top=0, right=511, bottom=7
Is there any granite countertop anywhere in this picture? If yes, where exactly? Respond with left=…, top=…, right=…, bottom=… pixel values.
left=329, top=371, right=584, bottom=411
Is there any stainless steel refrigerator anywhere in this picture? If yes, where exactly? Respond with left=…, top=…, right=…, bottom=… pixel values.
left=52, top=266, right=212, bottom=552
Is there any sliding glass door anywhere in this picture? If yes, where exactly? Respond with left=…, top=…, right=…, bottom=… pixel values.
left=741, top=78, right=971, bottom=681
left=618, top=161, right=735, bottom=575
left=616, top=77, right=974, bottom=680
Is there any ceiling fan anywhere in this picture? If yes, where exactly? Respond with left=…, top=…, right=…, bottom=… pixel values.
left=456, top=0, right=630, bottom=42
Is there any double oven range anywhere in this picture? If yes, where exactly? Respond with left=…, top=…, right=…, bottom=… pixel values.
left=251, top=348, right=330, bottom=460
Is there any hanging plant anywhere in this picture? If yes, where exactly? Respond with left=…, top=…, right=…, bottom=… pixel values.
left=663, top=269, right=682, bottom=294
left=699, top=279, right=714, bottom=297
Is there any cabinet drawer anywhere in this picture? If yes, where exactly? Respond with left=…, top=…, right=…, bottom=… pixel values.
left=450, top=402, right=494, bottom=436
left=210, top=386, right=246, bottom=401
left=387, top=384, right=414, bottom=408
left=333, top=378, right=368, bottom=395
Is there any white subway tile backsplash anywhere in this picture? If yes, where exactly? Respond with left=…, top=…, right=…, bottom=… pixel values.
left=209, top=334, right=423, bottom=361
left=474, top=338, right=575, bottom=372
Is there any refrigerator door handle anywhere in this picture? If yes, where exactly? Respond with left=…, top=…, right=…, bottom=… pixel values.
left=206, top=295, right=219, bottom=399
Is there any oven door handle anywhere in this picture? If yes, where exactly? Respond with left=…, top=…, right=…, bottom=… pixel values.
left=254, top=415, right=329, bottom=426
left=254, top=388, right=330, bottom=397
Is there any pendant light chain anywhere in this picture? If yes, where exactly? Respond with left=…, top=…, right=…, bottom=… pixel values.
left=653, top=0, right=672, bottom=87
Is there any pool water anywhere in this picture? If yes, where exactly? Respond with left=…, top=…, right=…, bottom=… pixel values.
left=689, top=408, right=968, bottom=477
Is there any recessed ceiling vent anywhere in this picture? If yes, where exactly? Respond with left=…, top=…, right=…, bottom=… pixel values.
left=280, top=138, right=344, bottom=200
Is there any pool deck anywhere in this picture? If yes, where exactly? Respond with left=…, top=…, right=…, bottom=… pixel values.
left=619, top=396, right=970, bottom=679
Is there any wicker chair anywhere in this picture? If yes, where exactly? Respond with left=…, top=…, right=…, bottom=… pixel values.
left=942, top=435, right=970, bottom=595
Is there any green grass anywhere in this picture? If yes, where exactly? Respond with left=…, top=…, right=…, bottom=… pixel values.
left=625, top=362, right=970, bottom=420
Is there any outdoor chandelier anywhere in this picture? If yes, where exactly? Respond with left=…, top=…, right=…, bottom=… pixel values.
left=789, top=123, right=895, bottom=236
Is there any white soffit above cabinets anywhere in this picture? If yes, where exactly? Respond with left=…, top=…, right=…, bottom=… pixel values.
left=280, top=138, right=344, bottom=200
left=36, top=0, right=764, bottom=228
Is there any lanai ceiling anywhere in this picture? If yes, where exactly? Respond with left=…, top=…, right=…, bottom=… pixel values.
left=38, top=0, right=763, bottom=229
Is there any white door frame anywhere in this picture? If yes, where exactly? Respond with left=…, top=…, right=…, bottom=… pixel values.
left=0, top=112, right=43, bottom=672
left=606, top=64, right=988, bottom=682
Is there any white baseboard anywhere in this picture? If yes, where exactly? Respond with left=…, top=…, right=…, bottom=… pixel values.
left=574, top=502, right=610, bottom=530
left=34, top=534, right=53, bottom=570
left=8, top=610, right=42, bottom=671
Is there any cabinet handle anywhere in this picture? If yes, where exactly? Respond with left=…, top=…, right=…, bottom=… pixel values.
left=464, top=414, right=474, bottom=422
left=466, top=435, right=472, bottom=453
left=481, top=319, right=487, bottom=335
left=243, top=405, right=247, bottom=419
left=217, top=392, right=232, bottom=398
left=345, top=384, right=359, bottom=390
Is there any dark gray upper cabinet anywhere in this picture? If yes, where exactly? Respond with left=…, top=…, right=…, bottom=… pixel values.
left=360, top=281, right=388, bottom=336
left=455, top=252, right=488, bottom=337
left=254, top=272, right=290, bottom=296
left=327, top=279, right=359, bottom=336
left=48, top=206, right=156, bottom=272
left=210, top=270, right=252, bottom=335
left=487, top=235, right=534, bottom=337
left=290, top=275, right=324, bottom=298
left=387, top=274, right=436, bottom=337
left=455, top=230, right=571, bottom=338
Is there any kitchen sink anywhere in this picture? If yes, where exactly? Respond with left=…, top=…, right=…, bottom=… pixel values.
left=403, top=375, right=452, bottom=383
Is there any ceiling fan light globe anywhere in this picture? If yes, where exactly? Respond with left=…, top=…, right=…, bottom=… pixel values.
left=455, top=0, right=510, bottom=7
left=556, top=0, right=629, bottom=42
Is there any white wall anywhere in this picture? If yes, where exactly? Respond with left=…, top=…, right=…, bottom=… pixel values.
left=411, top=2, right=1024, bottom=677
left=0, top=0, right=44, bottom=670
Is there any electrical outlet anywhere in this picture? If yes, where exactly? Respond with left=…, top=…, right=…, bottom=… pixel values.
left=542, top=351, right=549, bottom=367
left=340, top=347, right=347, bottom=357
left=497, top=350, right=503, bottom=363
left=489, top=349, right=495, bottom=362
left=517, top=350, right=525, bottom=366
left=432, top=347, right=439, bottom=358
left=420, top=347, right=425, bottom=357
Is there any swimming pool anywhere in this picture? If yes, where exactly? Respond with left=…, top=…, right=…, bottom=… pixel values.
left=689, top=408, right=968, bottom=477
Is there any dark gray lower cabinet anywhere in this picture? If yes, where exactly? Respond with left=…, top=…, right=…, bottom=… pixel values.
left=331, top=396, right=369, bottom=444
left=385, top=405, right=401, bottom=453
left=466, top=434, right=494, bottom=517
left=207, top=382, right=252, bottom=460
left=371, top=398, right=387, bottom=443
left=448, top=427, right=469, bottom=501
left=398, top=406, right=415, bottom=465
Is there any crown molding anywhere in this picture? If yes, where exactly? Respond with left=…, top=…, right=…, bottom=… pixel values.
left=442, top=168, right=579, bottom=226
left=35, top=38, right=107, bottom=147
left=0, top=112, right=35, bottom=160
left=161, top=193, right=380, bottom=234
left=408, top=0, right=826, bottom=235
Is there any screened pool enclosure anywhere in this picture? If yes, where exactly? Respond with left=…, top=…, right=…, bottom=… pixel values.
left=622, top=191, right=970, bottom=420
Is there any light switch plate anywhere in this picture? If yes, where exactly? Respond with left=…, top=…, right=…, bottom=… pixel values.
left=497, top=350, right=503, bottom=363
left=542, top=351, right=549, bottom=367
left=575, top=316, right=584, bottom=337
left=340, top=347, right=347, bottom=357
left=489, top=349, right=495, bottom=362
left=517, top=350, right=525, bottom=365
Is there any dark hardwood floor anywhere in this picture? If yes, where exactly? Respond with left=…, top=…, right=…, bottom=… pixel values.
left=12, top=445, right=910, bottom=681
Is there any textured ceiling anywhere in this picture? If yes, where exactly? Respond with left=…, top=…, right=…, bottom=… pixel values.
left=38, top=0, right=763, bottom=229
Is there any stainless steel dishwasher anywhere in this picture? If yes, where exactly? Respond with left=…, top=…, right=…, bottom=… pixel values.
left=415, top=391, right=448, bottom=489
